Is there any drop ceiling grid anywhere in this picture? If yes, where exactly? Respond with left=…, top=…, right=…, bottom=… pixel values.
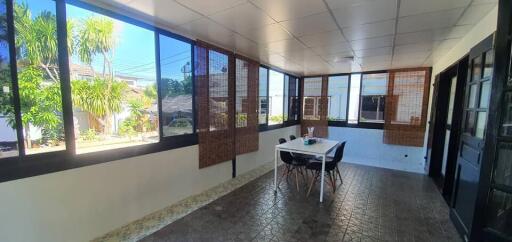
left=90, top=0, right=498, bottom=74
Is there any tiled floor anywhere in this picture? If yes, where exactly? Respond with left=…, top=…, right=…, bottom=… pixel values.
left=141, top=163, right=461, bottom=242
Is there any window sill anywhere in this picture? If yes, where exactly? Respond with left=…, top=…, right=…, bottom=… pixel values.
left=0, top=133, right=198, bottom=183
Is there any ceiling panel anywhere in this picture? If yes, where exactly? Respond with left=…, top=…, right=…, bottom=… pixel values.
left=397, top=8, right=465, bottom=33
left=175, top=0, right=246, bottom=16
left=323, top=51, right=356, bottom=64
left=354, top=47, right=392, bottom=57
left=350, top=35, right=394, bottom=50
left=298, top=30, right=346, bottom=48
left=210, top=2, right=275, bottom=32
left=394, top=43, right=434, bottom=54
left=250, top=0, right=327, bottom=22
left=280, top=12, right=338, bottom=37
left=177, top=18, right=236, bottom=47
left=342, top=20, right=395, bottom=40
left=236, top=23, right=292, bottom=44
left=329, top=0, right=396, bottom=28
left=263, top=39, right=307, bottom=54
left=124, top=0, right=203, bottom=26
left=457, top=3, right=497, bottom=25
left=311, top=41, right=352, bottom=57
left=284, top=49, right=321, bottom=62
left=399, top=0, right=470, bottom=17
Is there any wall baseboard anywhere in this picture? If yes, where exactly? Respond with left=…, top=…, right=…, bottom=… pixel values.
left=92, top=161, right=276, bottom=242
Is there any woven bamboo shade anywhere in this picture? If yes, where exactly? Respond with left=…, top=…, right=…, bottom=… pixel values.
left=301, top=76, right=328, bottom=137
left=235, top=56, right=259, bottom=155
left=195, top=41, right=235, bottom=168
left=384, top=68, right=431, bottom=146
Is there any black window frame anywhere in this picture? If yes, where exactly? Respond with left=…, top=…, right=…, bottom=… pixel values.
left=303, top=70, right=389, bottom=130
left=326, top=73, right=351, bottom=127
left=359, top=71, right=388, bottom=126
left=0, top=0, right=198, bottom=183
left=258, top=64, right=300, bottom=132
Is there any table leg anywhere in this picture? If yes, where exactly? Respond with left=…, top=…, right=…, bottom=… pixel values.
left=319, top=154, right=326, bottom=202
left=274, top=148, right=278, bottom=193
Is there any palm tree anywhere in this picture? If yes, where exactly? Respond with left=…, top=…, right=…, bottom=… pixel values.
left=76, top=16, right=114, bottom=78
left=71, top=78, right=126, bottom=133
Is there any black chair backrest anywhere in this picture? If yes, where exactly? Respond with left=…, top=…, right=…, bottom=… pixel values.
left=332, top=141, right=346, bottom=164
left=278, top=138, right=294, bottom=164
left=289, top=135, right=296, bottom=140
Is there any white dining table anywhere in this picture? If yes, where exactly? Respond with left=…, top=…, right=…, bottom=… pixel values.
left=274, top=138, right=339, bottom=202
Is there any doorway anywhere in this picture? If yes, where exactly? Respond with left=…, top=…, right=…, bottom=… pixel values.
left=426, top=57, right=468, bottom=203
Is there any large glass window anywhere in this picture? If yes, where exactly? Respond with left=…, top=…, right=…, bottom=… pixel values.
left=67, top=4, right=158, bottom=154
left=360, top=73, right=387, bottom=123
left=328, top=75, right=349, bottom=121
left=268, top=70, right=283, bottom=125
left=348, top=74, right=361, bottom=124
left=14, top=0, right=65, bottom=154
left=258, top=67, right=268, bottom=125
left=0, top=1, right=18, bottom=158
left=159, top=34, right=193, bottom=137
left=287, top=76, right=299, bottom=121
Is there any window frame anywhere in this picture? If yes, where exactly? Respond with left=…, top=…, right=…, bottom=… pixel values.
left=359, top=71, right=388, bottom=125
left=303, top=71, right=388, bottom=130
left=326, top=74, right=351, bottom=126
left=0, top=0, right=198, bottom=183
left=258, top=64, right=300, bottom=132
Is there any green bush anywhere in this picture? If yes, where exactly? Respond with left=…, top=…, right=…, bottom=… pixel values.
left=81, top=129, right=99, bottom=141
left=119, top=118, right=137, bottom=138
left=269, top=115, right=284, bottom=124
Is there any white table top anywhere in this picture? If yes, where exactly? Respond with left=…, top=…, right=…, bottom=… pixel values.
left=276, top=138, right=339, bottom=155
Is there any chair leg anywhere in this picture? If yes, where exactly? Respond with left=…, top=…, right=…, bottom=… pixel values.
left=307, top=171, right=319, bottom=197
left=294, top=168, right=300, bottom=192
left=335, top=166, right=343, bottom=184
left=330, top=171, right=336, bottom=193
left=277, top=165, right=289, bottom=187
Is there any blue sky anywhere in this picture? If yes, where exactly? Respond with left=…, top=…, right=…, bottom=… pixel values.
left=19, top=0, right=191, bottom=84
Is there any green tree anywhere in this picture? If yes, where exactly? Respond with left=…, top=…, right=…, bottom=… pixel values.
left=71, top=78, right=127, bottom=132
left=17, top=66, right=63, bottom=147
left=144, top=83, right=157, bottom=100
left=12, top=2, right=75, bottom=147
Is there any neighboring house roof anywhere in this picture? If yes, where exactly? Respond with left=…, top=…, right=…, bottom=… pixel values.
left=69, top=63, right=95, bottom=78
left=161, top=95, right=192, bottom=114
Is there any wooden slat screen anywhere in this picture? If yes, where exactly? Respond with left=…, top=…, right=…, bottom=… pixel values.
left=195, top=41, right=235, bottom=168
left=384, top=68, right=431, bottom=146
left=301, top=76, right=328, bottom=137
left=235, top=56, right=259, bottom=155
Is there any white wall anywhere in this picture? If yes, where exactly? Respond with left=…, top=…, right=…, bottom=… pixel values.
left=422, top=6, right=499, bottom=155
left=328, top=127, right=425, bottom=173
left=0, top=125, right=299, bottom=242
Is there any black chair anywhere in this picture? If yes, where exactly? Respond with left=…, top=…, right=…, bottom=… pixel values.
left=289, top=135, right=296, bottom=140
left=306, top=142, right=346, bottom=196
left=278, top=138, right=308, bottom=191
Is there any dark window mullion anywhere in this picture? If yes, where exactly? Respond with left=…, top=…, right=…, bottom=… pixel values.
left=154, top=32, right=164, bottom=140
left=56, top=0, right=76, bottom=155
left=6, top=0, right=25, bottom=157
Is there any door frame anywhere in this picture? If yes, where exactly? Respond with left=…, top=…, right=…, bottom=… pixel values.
left=427, top=56, right=468, bottom=199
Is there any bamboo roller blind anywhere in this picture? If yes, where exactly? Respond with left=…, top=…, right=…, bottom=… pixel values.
left=195, top=41, right=259, bottom=168
left=301, top=76, right=328, bottom=137
left=384, top=68, right=431, bottom=147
